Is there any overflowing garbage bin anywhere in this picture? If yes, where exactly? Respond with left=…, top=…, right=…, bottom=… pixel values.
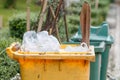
left=64, top=22, right=114, bottom=80
left=6, top=43, right=95, bottom=80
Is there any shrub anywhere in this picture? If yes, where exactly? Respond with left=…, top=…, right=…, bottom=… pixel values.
left=4, top=0, right=16, bottom=9
left=0, top=28, right=20, bottom=80
left=67, top=15, right=80, bottom=25
left=67, top=7, right=81, bottom=15
left=0, top=38, right=20, bottom=80
left=99, top=0, right=110, bottom=8
left=9, top=12, right=38, bottom=39
left=66, top=0, right=110, bottom=26
left=58, top=19, right=78, bottom=41
left=91, top=6, right=109, bottom=26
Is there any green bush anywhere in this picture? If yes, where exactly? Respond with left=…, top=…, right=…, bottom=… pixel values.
left=0, top=27, right=10, bottom=39
left=9, top=12, right=38, bottom=39
left=99, top=0, right=110, bottom=8
left=4, top=0, right=16, bottom=9
left=67, top=7, right=81, bottom=15
left=67, top=15, right=80, bottom=25
left=66, top=0, right=110, bottom=27
left=91, top=6, right=109, bottom=26
left=70, top=2, right=82, bottom=8
left=0, top=28, right=20, bottom=80
left=58, top=19, right=78, bottom=41
left=0, top=38, right=20, bottom=80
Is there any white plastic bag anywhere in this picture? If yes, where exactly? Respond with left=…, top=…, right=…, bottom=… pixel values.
left=21, top=31, right=60, bottom=52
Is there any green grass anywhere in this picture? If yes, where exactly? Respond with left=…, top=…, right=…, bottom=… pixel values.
left=0, top=27, right=21, bottom=79
left=0, top=0, right=41, bottom=27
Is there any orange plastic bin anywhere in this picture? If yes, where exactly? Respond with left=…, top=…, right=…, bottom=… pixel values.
left=6, top=43, right=95, bottom=80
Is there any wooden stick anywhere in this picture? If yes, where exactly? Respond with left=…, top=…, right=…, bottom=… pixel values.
left=54, top=0, right=63, bottom=42
left=85, top=3, right=91, bottom=46
left=63, top=0, right=69, bottom=42
left=80, top=3, right=86, bottom=44
left=54, top=0, right=63, bottom=22
left=95, top=0, right=99, bottom=9
left=50, top=6, right=56, bottom=19
left=51, top=0, right=63, bottom=31
left=49, top=28, right=52, bottom=35
left=55, top=24, right=61, bottom=43
left=50, top=0, right=63, bottom=42
left=80, top=2, right=91, bottom=46
left=37, top=0, right=47, bottom=32
left=44, top=7, right=52, bottom=30
left=26, top=0, right=31, bottom=31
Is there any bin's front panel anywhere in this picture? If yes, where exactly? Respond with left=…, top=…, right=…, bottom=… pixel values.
left=19, top=59, right=90, bottom=80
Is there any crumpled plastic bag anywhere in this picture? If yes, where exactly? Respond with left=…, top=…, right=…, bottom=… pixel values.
left=21, top=31, right=60, bottom=52
left=64, top=42, right=89, bottom=52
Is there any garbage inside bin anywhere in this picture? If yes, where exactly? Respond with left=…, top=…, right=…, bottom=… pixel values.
left=64, top=42, right=89, bottom=52
left=21, top=31, right=60, bottom=52
left=21, top=31, right=90, bottom=53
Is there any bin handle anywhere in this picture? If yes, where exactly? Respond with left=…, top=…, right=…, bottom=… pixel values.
left=81, top=42, right=89, bottom=50
left=99, top=42, right=105, bottom=49
left=6, top=42, right=20, bottom=60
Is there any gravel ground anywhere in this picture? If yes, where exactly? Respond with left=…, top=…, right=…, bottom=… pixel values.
left=107, top=4, right=120, bottom=80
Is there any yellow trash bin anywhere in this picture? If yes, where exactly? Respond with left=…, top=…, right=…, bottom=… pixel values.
left=6, top=43, right=95, bottom=80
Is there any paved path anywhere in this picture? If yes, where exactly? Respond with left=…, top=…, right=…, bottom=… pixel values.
left=107, top=4, right=120, bottom=80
